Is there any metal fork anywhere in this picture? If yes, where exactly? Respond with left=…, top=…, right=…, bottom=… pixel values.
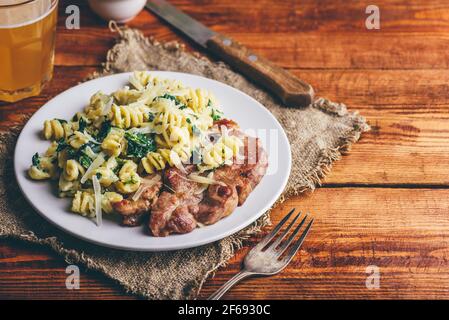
left=208, top=209, right=314, bottom=300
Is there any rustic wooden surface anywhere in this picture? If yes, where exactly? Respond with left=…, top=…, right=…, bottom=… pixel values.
left=1, top=0, right=449, bottom=299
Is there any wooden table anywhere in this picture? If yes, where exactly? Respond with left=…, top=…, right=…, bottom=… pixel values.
left=2, top=0, right=449, bottom=300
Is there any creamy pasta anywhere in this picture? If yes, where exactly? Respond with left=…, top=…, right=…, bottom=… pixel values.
left=28, top=72, right=243, bottom=223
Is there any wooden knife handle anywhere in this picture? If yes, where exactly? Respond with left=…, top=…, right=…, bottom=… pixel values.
left=206, top=33, right=314, bottom=108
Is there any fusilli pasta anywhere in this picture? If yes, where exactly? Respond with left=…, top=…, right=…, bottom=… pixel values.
left=101, top=128, right=125, bottom=157
left=43, top=119, right=72, bottom=140
left=29, top=71, right=244, bottom=224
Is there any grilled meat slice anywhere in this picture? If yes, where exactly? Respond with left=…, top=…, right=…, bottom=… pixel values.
left=149, top=166, right=203, bottom=236
left=166, top=204, right=198, bottom=235
left=149, top=133, right=268, bottom=236
left=213, top=136, right=268, bottom=205
left=121, top=214, right=145, bottom=227
left=164, top=164, right=196, bottom=194
left=112, top=178, right=162, bottom=227
left=213, top=118, right=239, bottom=130
left=196, top=183, right=239, bottom=225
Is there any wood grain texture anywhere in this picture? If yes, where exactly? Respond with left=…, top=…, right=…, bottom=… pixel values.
left=199, top=188, right=449, bottom=299
left=53, top=1, right=449, bottom=68
left=2, top=188, right=449, bottom=299
left=1, top=0, right=449, bottom=300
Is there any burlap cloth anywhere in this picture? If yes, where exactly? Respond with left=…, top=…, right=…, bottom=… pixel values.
left=0, top=27, right=369, bottom=299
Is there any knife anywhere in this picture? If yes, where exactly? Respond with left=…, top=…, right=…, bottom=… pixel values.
left=146, top=0, right=314, bottom=108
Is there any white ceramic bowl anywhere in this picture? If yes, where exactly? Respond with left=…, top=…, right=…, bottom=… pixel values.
left=88, top=0, right=146, bottom=23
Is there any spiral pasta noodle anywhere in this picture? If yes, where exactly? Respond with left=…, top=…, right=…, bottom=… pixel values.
left=28, top=165, right=51, bottom=180
left=84, top=91, right=111, bottom=122
left=43, top=119, right=73, bottom=140
left=68, top=131, right=91, bottom=149
left=198, top=135, right=243, bottom=172
left=71, top=191, right=96, bottom=217
left=198, top=142, right=233, bottom=172
left=28, top=155, right=58, bottom=180
left=141, top=149, right=172, bottom=174
left=109, top=104, right=147, bottom=129
left=183, top=88, right=215, bottom=113
left=115, top=160, right=141, bottom=194
left=129, top=71, right=153, bottom=90
left=101, top=128, right=124, bottom=157
left=94, top=166, right=119, bottom=187
left=113, top=87, right=142, bottom=105
left=63, top=159, right=85, bottom=181
left=58, top=175, right=80, bottom=196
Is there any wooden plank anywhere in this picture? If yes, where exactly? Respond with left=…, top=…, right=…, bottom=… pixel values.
left=3, top=67, right=449, bottom=111
left=2, top=67, right=449, bottom=185
left=54, top=1, right=449, bottom=68
left=229, top=33, right=449, bottom=69
left=56, top=29, right=449, bottom=69
left=294, top=69, right=449, bottom=105
left=2, top=188, right=449, bottom=299
left=199, top=187, right=449, bottom=299
left=58, top=0, right=449, bottom=34
left=157, top=0, right=449, bottom=33
left=0, top=241, right=136, bottom=300
left=325, top=104, right=449, bottom=185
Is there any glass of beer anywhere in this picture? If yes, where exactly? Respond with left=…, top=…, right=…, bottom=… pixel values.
left=0, top=0, right=58, bottom=103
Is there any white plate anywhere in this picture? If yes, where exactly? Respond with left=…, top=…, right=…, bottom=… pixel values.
left=14, top=72, right=291, bottom=251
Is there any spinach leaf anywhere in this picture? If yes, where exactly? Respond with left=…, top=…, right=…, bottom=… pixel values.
left=125, top=131, right=156, bottom=158
left=78, top=117, right=87, bottom=132
left=56, top=139, right=68, bottom=152
left=32, top=153, right=40, bottom=167
left=211, top=108, right=223, bottom=121
left=78, top=153, right=93, bottom=169
left=81, top=141, right=101, bottom=154
left=158, top=93, right=177, bottom=102
left=113, top=158, right=125, bottom=175
left=66, top=146, right=78, bottom=159
left=97, top=120, right=112, bottom=141
left=156, top=94, right=187, bottom=110
left=64, top=142, right=97, bottom=169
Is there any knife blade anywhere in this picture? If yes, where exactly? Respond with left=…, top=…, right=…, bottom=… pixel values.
left=146, top=0, right=314, bottom=107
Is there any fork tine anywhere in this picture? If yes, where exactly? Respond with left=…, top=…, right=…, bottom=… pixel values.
left=254, top=208, right=295, bottom=249
left=280, top=218, right=314, bottom=262
left=275, top=214, right=308, bottom=255
left=267, top=211, right=302, bottom=251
